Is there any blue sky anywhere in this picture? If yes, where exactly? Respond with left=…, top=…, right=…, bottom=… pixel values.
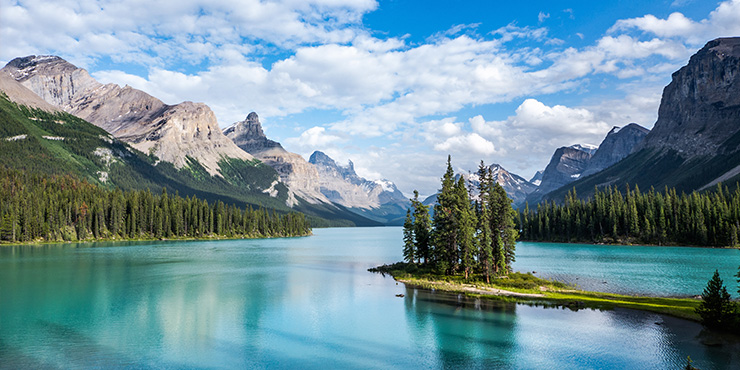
left=2, top=0, right=739, bottom=196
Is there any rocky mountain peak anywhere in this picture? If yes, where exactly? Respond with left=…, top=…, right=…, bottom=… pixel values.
left=529, top=170, right=543, bottom=186
left=581, top=123, right=649, bottom=177
left=224, top=113, right=329, bottom=206
left=526, top=145, right=594, bottom=204
left=2, top=55, right=253, bottom=177
left=637, top=37, right=740, bottom=157
left=223, top=111, right=282, bottom=152
left=570, top=143, right=598, bottom=155
left=4, top=55, right=77, bottom=82
left=308, top=151, right=406, bottom=211
left=308, top=151, right=335, bottom=166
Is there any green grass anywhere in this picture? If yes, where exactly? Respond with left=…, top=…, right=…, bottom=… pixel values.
left=371, top=262, right=702, bottom=321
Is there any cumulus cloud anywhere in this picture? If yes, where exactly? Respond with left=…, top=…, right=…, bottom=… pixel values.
left=0, top=0, right=379, bottom=65
left=284, top=126, right=344, bottom=149
left=434, top=133, right=496, bottom=155
left=610, top=0, right=740, bottom=45
left=4, top=0, right=740, bottom=196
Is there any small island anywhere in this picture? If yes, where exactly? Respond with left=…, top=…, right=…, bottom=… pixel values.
left=372, top=157, right=740, bottom=332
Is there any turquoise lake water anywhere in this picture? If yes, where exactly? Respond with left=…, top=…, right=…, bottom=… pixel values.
left=0, top=227, right=738, bottom=369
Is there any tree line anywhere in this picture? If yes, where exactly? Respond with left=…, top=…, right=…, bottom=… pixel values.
left=0, top=167, right=311, bottom=243
left=402, top=158, right=517, bottom=282
left=519, top=184, right=740, bottom=247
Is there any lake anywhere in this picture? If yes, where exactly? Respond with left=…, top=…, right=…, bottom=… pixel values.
left=0, top=227, right=738, bottom=369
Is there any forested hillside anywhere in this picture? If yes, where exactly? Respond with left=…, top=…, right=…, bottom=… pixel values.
left=520, top=184, right=740, bottom=248
left=0, top=167, right=310, bottom=243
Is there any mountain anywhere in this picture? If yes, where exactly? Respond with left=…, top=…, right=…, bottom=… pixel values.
left=0, top=84, right=282, bottom=210
left=526, top=144, right=595, bottom=204
left=308, top=151, right=409, bottom=224
left=529, top=170, right=543, bottom=187
left=421, top=163, right=536, bottom=209
left=543, top=37, right=740, bottom=202
left=580, top=123, right=650, bottom=178
left=2, top=55, right=252, bottom=177
left=224, top=112, right=328, bottom=205
left=462, top=164, right=537, bottom=207
left=1, top=56, right=383, bottom=227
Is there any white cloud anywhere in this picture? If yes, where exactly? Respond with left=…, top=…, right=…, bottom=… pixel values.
left=5, top=0, right=740, bottom=197
left=538, top=12, right=550, bottom=23
left=434, top=133, right=496, bottom=155
left=610, top=0, right=740, bottom=45
left=0, top=0, right=379, bottom=64
left=285, top=126, right=344, bottom=148
left=610, top=12, right=698, bottom=38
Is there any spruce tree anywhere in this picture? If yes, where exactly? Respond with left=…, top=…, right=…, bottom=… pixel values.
left=477, top=201, right=493, bottom=283
left=402, top=209, right=416, bottom=264
left=455, top=176, right=476, bottom=279
left=432, top=156, right=458, bottom=274
left=695, top=270, right=737, bottom=329
left=411, top=190, right=431, bottom=264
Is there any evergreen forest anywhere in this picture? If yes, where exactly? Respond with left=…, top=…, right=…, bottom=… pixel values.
left=519, top=184, right=740, bottom=248
left=0, top=167, right=311, bottom=244
left=402, top=158, right=518, bottom=282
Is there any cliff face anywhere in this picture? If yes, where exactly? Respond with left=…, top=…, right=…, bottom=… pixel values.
left=541, top=38, right=740, bottom=202
left=2, top=55, right=253, bottom=176
left=0, top=71, right=60, bottom=112
left=581, top=123, right=649, bottom=177
left=309, top=151, right=407, bottom=210
left=537, top=145, right=594, bottom=195
left=224, top=112, right=328, bottom=205
left=637, top=38, right=740, bottom=157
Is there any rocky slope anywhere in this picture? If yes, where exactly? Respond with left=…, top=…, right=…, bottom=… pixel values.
left=542, top=37, right=740, bottom=202
left=581, top=123, right=650, bottom=177
left=526, top=144, right=595, bottom=203
left=309, top=151, right=409, bottom=223
left=2, top=55, right=253, bottom=176
left=224, top=112, right=328, bottom=205
left=636, top=38, right=740, bottom=158
left=0, top=71, right=60, bottom=112
left=529, top=170, right=543, bottom=187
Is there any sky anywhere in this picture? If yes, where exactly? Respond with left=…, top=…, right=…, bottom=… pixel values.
left=2, top=0, right=740, bottom=197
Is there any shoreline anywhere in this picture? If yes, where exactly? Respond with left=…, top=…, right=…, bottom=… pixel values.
left=518, top=239, right=740, bottom=250
left=0, top=232, right=313, bottom=247
left=372, top=264, right=703, bottom=322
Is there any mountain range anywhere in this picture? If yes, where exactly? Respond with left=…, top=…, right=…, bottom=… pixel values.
left=0, top=56, right=406, bottom=226
left=1, top=37, right=739, bottom=220
left=542, top=37, right=740, bottom=202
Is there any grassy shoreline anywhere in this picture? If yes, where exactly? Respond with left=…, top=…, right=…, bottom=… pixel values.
left=371, top=262, right=702, bottom=321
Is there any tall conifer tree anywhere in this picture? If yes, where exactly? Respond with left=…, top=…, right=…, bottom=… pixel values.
left=402, top=209, right=415, bottom=264
left=411, top=190, right=431, bottom=264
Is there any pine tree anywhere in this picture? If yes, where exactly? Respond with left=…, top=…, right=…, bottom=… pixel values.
left=695, top=270, right=737, bottom=329
left=402, top=209, right=415, bottom=264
